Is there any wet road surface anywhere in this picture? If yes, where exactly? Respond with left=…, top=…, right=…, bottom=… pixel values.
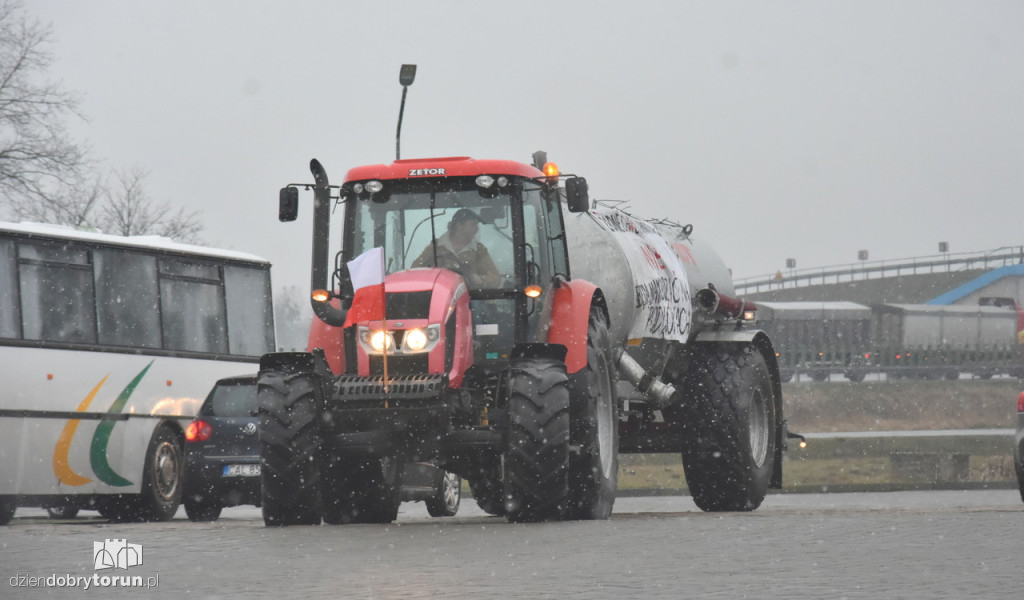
left=4, top=490, right=1022, bottom=599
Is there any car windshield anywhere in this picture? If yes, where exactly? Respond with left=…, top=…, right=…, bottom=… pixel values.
left=201, top=380, right=257, bottom=417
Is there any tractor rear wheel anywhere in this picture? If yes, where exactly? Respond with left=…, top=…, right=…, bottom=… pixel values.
left=503, top=358, right=570, bottom=523
left=258, top=370, right=323, bottom=526
left=469, top=464, right=505, bottom=516
left=565, top=308, right=617, bottom=520
left=679, top=345, right=778, bottom=512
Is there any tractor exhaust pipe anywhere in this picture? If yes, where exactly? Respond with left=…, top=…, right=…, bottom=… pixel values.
left=309, top=158, right=346, bottom=327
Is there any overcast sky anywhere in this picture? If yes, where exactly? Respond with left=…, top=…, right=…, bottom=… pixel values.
left=27, top=0, right=1024, bottom=292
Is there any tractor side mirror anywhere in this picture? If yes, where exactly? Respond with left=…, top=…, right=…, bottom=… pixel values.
left=565, top=177, right=589, bottom=213
left=279, top=187, right=299, bottom=222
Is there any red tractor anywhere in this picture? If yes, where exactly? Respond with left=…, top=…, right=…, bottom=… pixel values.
left=258, top=66, right=787, bottom=526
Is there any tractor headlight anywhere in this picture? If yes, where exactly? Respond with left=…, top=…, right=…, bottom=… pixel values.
left=358, top=325, right=439, bottom=354
left=403, top=324, right=441, bottom=352
left=358, top=326, right=394, bottom=353
left=370, top=330, right=393, bottom=352
left=405, top=328, right=429, bottom=351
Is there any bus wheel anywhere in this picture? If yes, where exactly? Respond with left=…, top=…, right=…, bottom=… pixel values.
left=138, top=425, right=184, bottom=521
left=46, top=506, right=80, bottom=519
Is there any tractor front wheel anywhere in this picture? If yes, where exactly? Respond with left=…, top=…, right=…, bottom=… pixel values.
left=258, top=370, right=323, bottom=526
left=503, top=358, right=570, bottom=523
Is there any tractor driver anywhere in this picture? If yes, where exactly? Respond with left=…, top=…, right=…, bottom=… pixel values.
left=412, top=208, right=502, bottom=288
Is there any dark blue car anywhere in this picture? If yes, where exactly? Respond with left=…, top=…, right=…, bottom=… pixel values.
left=184, top=375, right=460, bottom=521
left=184, top=375, right=262, bottom=521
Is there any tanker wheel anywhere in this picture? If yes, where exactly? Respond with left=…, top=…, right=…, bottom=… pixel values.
left=680, top=344, right=778, bottom=512
left=321, top=457, right=400, bottom=525
left=0, top=497, right=15, bottom=525
left=565, top=308, right=618, bottom=520
left=503, top=357, right=570, bottom=523
left=469, top=464, right=506, bottom=516
left=258, top=370, right=323, bottom=526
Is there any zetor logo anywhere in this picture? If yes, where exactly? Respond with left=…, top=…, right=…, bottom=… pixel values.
left=409, top=168, right=445, bottom=176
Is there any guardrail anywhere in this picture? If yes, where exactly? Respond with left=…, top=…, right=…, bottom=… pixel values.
left=795, top=429, right=1014, bottom=459
left=615, top=429, right=1018, bottom=496
left=735, top=246, right=1024, bottom=295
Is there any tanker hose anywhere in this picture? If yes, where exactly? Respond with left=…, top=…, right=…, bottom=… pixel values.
left=616, top=349, right=677, bottom=409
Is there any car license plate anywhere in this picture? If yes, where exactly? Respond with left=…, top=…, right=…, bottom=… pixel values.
left=222, top=464, right=260, bottom=477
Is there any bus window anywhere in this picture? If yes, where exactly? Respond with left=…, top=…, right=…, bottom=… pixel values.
left=19, top=243, right=97, bottom=344
left=94, top=249, right=161, bottom=348
left=158, top=258, right=227, bottom=354
left=224, top=265, right=274, bottom=356
left=0, top=239, right=17, bottom=338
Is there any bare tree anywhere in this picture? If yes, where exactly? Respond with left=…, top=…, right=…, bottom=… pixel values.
left=273, top=285, right=313, bottom=352
left=0, top=2, right=203, bottom=243
left=0, top=0, right=85, bottom=211
left=97, top=167, right=203, bottom=243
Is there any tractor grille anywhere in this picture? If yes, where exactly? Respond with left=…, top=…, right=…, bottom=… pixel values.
left=334, top=373, right=447, bottom=401
left=369, top=354, right=428, bottom=377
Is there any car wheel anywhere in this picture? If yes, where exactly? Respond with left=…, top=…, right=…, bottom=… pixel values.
left=426, top=471, right=461, bottom=517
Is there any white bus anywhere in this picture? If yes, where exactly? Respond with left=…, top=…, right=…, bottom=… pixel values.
left=0, top=222, right=274, bottom=523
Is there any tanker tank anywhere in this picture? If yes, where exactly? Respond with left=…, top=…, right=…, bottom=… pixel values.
left=563, top=207, right=736, bottom=350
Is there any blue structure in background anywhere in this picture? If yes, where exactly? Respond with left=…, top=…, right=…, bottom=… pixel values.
left=928, top=264, right=1024, bottom=305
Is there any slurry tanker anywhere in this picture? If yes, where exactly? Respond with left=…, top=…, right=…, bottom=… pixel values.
left=258, top=66, right=788, bottom=525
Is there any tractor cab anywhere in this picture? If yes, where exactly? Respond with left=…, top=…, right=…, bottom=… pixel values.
left=325, top=157, right=583, bottom=379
